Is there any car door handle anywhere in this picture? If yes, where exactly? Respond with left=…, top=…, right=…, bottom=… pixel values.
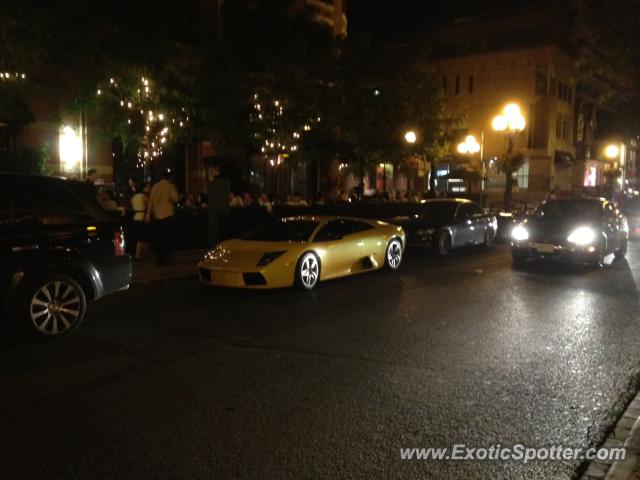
left=11, top=244, right=39, bottom=252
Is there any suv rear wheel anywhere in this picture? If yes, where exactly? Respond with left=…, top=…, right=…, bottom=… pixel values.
left=18, top=273, right=87, bottom=337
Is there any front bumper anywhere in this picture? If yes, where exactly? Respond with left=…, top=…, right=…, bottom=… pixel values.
left=512, top=242, right=599, bottom=264
left=197, top=261, right=292, bottom=289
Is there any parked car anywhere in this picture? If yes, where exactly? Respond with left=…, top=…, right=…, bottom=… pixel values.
left=621, top=197, right=640, bottom=239
left=392, top=198, right=498, bottom=256
left=198, top=216, right=405, bottom=290
left=487, top=200, right=531, bottom=241
left=0, top=173, right=132, bottom=337
left=510, top=197, right=628, bottom=267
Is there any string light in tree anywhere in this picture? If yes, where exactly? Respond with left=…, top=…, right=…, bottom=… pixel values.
left=96, top=75, right=191, bottom=170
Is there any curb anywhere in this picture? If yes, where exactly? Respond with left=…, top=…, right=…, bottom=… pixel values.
left=581, top=390, right=640, bottom=480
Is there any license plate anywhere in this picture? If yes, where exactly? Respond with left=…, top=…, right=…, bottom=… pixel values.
left=532, top=243, right=555, bottom=253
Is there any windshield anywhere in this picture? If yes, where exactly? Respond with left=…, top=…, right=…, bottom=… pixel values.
left=419, top=202, right=459, bottom=221
left=242, top=220, right=319, bottom=241
left=535, top=200, right=601, bottom=220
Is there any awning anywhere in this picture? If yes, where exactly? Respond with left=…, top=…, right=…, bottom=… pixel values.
left=554, top=150, right=575, bottom=166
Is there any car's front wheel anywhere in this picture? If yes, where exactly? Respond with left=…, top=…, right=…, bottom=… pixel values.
left=295, top=252, right=320, bottom=290
left=19, top=273, right=87, bottom=337
left=512, top=250, right=528, bottom=268
left=435, top=231, right=451, bottom=257
left=384, top=238, right=403, bottom=271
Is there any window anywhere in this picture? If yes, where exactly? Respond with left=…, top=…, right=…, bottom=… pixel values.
left=556, top=114, right=569, bottom=140
left=515, top=162, right=529, bottom=189
left=468, top=204, right=484, bottom=217
left=19, top=177, right=94, bottom=226
left=468, top=75, right=474, bottom=93
left=314, top=220, right=347, bottom=242
left=242, top=220, right=319, bottom=241
left=11, top=182, right=40, bottom=227
left=341, top=220, right=373, bottom=235
left=455, top=75, right=460, bottom=94
left=455, top=204, right=472, bottom=221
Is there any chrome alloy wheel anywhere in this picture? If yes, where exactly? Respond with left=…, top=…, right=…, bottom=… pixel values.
left=29, top=281, right=82, bottom=335
left=386, top=239, right=403, bottom=270
left=299, top=254, right=319, bottom=289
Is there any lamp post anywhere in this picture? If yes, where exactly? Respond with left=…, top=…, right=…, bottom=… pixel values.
left=492, top=103, right=526, bottom=208
left=604, top=143, right=624, bottom=198
left=456, top=133, right=485, bottom=205
left=404, top=130, right=425, bottom=194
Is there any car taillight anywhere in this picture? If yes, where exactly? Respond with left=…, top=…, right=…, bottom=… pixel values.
left=114, top=229, right=126, bottom=256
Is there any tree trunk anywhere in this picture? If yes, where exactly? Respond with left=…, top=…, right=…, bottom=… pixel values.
left=504, top=166, right=513, bottom=209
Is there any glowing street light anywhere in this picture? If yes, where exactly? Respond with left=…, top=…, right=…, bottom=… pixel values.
left=457, top=135, right=481, bottom=155
left=492, top=103, right=526, bottom=133
left=404, top=130, right=417, bottom=144
left=605, top=144, right=620, bottom=159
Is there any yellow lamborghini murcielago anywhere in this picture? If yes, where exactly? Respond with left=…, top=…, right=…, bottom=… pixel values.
left=198, top=216, right=405, bottom=290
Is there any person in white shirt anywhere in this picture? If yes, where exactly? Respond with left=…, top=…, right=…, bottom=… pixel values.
left=146, top=170, right=180, bottom=265
left=130, top=183, right=150, bottom=261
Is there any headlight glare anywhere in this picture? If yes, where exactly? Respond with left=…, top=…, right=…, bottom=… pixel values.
left=567, top=227, right=596, bottom=245
left=511, top=224, right=529, bottom=241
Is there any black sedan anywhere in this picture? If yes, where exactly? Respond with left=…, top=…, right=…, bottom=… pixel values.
left=393, top=198, right=498, bottom=256
left=510, top=198, right=628, bottom=267
left=622, top=197, right=640, bottom=238
left=488, top=200, right=531, bottom=241
left=1, top=173, right=132, bottom=337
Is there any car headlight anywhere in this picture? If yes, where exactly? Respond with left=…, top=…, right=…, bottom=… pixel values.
left=204, top=246, right=225, bottom=261
left=567, top=226, right=596, bottom=245
left=511, top=224, right=529, bottom=241
left=257, top=251, right=286, bottom=266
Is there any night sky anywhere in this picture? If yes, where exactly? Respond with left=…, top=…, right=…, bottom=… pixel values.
left=348, top=0, right=551, bottom=39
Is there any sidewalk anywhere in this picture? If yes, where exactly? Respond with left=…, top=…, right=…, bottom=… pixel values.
left=581, top=389, right=640, bottom=480
left=131, top=249, right=205, bottom=285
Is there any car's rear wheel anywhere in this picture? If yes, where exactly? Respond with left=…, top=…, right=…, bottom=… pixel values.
left=19, top=273, right=87, bottom=337
left=295, top=252, right=320, bottom=290
left=384, top=238, right=403, bottom=271
left=435, top=231, right=451, bottom=257
left=615, top=238, right=628, bottom=259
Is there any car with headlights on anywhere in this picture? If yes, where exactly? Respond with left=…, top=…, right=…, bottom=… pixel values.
left=198, top=216, right=405, bottom=290
left=510, top=198, right=628, bottom=267
left=488, top=200, right=531, bottom=241
left=393, top=198, right=497, bottom=256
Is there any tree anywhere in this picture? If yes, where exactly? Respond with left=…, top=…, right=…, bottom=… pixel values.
left=498, top=151, right=525, bottom=208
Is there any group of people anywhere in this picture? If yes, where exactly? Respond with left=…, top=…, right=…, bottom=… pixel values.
left=86, top=168, right=181, bottom=265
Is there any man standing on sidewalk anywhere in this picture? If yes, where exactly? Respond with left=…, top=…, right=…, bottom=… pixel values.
left=146, top=169, right=179, bottom=265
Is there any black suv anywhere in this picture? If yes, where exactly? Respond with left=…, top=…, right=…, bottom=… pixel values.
left=0, top=173, right=132, bottom=337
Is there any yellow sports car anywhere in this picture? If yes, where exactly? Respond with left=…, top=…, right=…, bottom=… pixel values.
left=198, top=216, right=405, bottom=289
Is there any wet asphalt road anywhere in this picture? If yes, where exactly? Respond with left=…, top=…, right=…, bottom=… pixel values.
left=2, top=243, right=640, bottom=479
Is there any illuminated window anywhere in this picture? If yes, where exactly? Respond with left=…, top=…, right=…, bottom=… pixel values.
left=59, top=126, right=83, bottom=171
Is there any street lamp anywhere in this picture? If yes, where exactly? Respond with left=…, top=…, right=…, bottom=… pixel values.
left=404, top=130, right=417, bottom=144
left=457, top=134, right=485, bottom=204
left=605, top=144, right=620, bottom=160
left=492, top=103, right=526, bottom=208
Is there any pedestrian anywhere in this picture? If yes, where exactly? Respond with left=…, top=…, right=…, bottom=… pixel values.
left=131, top=182, right=151, bottom=261
left=146, top=169, right=179, bottom=265
left=85, top=168, right=98, bottom=186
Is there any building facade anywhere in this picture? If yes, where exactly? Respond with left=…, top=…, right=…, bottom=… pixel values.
left=430, top=5, right=616, bottom=205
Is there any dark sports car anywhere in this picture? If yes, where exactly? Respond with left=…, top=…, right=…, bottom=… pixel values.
left=393, top=198, right=498, bottom=256
left=510, top=198, right=628, bottom=267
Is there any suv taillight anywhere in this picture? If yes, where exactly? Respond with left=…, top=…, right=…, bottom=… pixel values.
left=114, top=229, right=126, bottom=256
